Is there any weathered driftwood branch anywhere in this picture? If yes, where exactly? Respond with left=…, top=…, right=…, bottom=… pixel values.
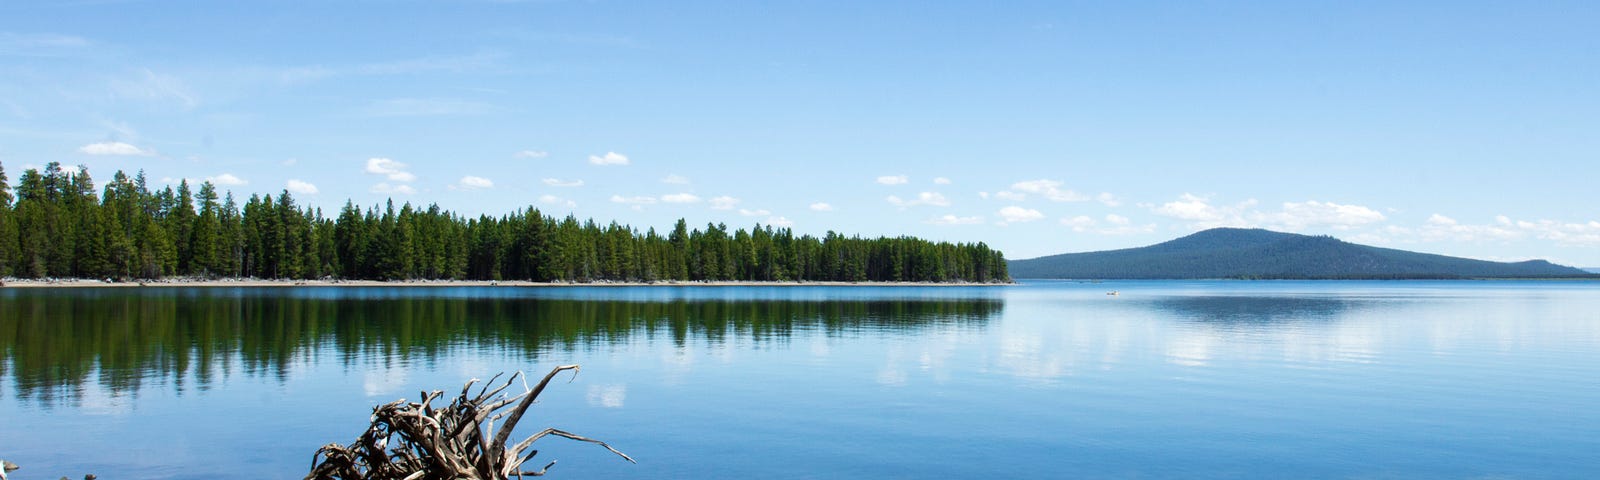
left=306, top=365, right=634, bottom=479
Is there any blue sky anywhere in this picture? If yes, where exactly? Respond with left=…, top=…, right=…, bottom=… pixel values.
left=2, top=1, right=1597, bottom=265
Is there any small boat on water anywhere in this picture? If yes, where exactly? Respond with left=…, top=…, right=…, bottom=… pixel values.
left=1106, top=291, right=1119, bottom=296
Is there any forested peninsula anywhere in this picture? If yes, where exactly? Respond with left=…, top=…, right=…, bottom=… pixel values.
left=0, top=162, right=1009, bottom=284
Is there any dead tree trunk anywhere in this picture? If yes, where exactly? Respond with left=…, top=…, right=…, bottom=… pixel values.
left=306, top=365, right=634, bottom=479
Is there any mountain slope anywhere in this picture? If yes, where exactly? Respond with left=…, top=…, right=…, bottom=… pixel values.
left=1009, top=228, right=1594, bottom=279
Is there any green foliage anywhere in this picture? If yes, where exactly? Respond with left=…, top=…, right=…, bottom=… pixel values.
left=1008, top=227, right=1594, bottom=279
left=0, top=162, right=1010, bottom=283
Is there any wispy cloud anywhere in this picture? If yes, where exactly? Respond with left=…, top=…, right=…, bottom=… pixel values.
left=809, top=202, right=834, bottom=212
left=1152, top=194, right=1256, bottom=228
left=1152, top=194, right=1385, bottom=231
left=110, top=69, right=198, bottom=108
left=661, top=193, right=701, bottom=204
left=207, top=173, right=247, bottom=186
left=542, top=178, right=584, bottom=187
left=0, top=32, right=91, bottom=56
left=514, top=150, right=549, bottom=159
left=364, top=98, right=496, bottom=117
left=876, top=174, right=909, bottom=185
left=589, top=151, right=630, bottom=166
left=997, top=206, right=1045, bottom=224
left=927, top=214, right=983, bottom=225
left=1262, top=201, right=1386, bottom=230
left=710, top=196, right=740, bottom=210
left=1007, top=179, right=1088, bottom=202
left=371, top=183, right=416, bottom=195
left=1061, top=214, right=1155, bottom=235
left=933, top=177, right=952, bottom=185
left=611, top=195, right=656, bottom=205
left=78, top=141, right=154, bottom=156
left=286, top=179, right=319, bottom=194
left=539, top=194, right=577, bottom=209
left=454, top=176, right=493, bottom=190
left=739, top=208, right=771, bottom=216
left=365, top=158, right=416, bottom=182
left=1096, top=192, right=1122, bottom=207
left=278, top=51, right=507, bottom=84
left=886, top=192, right=950, bottom=208
left=766, top=216, right=795, bottom=228
left=661, top=174, right=689, bottom=184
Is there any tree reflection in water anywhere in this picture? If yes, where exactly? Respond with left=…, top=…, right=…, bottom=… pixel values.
left=0, top=288, right=1002, bottom=406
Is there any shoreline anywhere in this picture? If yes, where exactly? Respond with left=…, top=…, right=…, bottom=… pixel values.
left=0, top=277, right=1014, bottom=288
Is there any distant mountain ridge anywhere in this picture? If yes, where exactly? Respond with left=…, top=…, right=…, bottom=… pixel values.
left=1008, top=228, right=1595, bottom=279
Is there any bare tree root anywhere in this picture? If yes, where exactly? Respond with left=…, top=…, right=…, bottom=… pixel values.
left=306, top=365, right=634, bottom=480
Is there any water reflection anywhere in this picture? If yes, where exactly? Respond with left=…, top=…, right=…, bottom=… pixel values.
left=1144, top=295, right=1366, bottom=327
left=0, top=288, right=1001, bottom=406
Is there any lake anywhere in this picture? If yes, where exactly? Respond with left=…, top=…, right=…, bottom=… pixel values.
left=2, top=281, right=1598, bottom=478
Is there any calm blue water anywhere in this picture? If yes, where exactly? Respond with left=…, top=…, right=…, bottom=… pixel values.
left=2, top=281, right=1598, bottom=478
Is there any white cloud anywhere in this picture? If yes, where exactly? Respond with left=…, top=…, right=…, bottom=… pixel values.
left=1009, top=179, right=1088, bottom=202
left=927, top=214, right=984, bottom=225
left=1061, top=216, right=1096, bottom=231
left=286, top=179, right=319, bottom=194
left=739, top=208, right=772, bottom=216
left=709, top=196, right=740, bottom=210
left=1153, top=194, right=1244, bottom=225
left=766, top=216, right=795, bottom=228
left=1413, top=213, right=1523, bottom=243
left=876, top=175, right=909, bottom=185
left=610, top=195, right=657, bottom=205
left=1264, top=201, right=1386, bottom=230
left=886, top=192, right=951, bottom=208
left=365, top=157, right=416, bottom=182
left=661, top=193, right=701, bottom=204
left=539, top=194, right=577, bottom=208
left=809, top=202, right=834, bottom=212
left=514, top=150, right=549, bottom=159
left=542, top=178, right=584, bottom=187
left=589, top=151, right=630, bottom=166
left=207, top=173, right=247, bottom=186
left=1514, top=218, right=1600, bottom=246
left=661, top=174, right=690, bottom=184
left=78, top=141, right=153, bottom=156
left=455, top=176, right=493, bottom=190
left=1154, top=194, right=1386, bottom=231
left=998, top=206, right=1045, bottom=224
left=994, top=191, right=1027, bottom=202
left=281, top=158, right=299, bottom=167
left=1096, top=192, right=1122, bottom=207
left=933, top=177, right=952, bottom=185
left=1063, top=214, right=1154, bottom=235
left=370, top=183, right=416, bottom=195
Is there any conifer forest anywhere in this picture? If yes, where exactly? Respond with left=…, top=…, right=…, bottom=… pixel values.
left=0, top=162, right=1009, bottom=283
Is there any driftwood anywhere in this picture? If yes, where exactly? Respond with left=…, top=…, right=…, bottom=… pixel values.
left=306, top=365, right=634, bottom=479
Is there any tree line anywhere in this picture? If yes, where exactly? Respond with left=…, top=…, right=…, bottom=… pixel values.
left=0, top=162, right=1010, bottom=283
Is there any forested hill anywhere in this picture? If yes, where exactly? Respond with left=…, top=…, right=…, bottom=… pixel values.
left=0, top=162, right=1009, bottom=283
left=1008, top=228, right=1593, bottom=279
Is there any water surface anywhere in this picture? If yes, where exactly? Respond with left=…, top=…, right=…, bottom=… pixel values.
left=2, top=281, right=1597, bottom=478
